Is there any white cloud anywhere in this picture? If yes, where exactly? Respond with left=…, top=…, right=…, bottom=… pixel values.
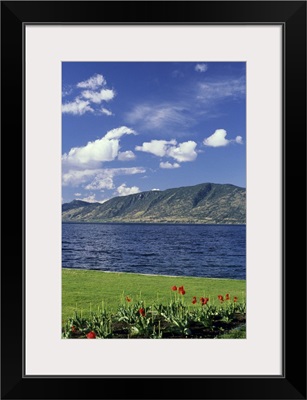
left=62, top=86, right=73, bottom=97
left=101, top=107, right=113, bottom=116
left=203, top=129, right=243, bottom=147
left=63, top=74, right=115, bottom=116
left=104, top=126, right=136, bottom=140
left=63, top=167, right=146, bottom=189
left=135, top=140, right=177, bottom=157
left=77, top=74, right=106, bottom=90
left=76, top=166, right=145, bottom=191
left=195, top=63, right=208, bottom=73
left=81, top=88, right=115, bottom=104
left=62, top=169, right=102, bottom=187
left=74, top=193, right=82, bottom=197
left=197, top=77, right=245, bottom=102
left=151, top=188, right=160, bottom=191
left=136, top=139, right=197, bottom=163
left=126, top=104, right=192, bottom=130
left=76, top=194, right=98, bottom=203
left=62, top=98, right=94, bottom=115
left=62, top=138, right=119, bottom=168
left=159, top=161, right=180, bottom=169
left=116, top=184, right=140, bottom=196
left=76, top=193, right=108, bottom=204
left=167, top=141, right=197, bottom=162
left=203, top=129, right=229, bottom=147
left=85, top=175, right=115, bottom=191
left=118, top=151, right=136, bottom=161
left=62, top=126, right=135, bottom=169
left=110, top=167, right=146, bottom=176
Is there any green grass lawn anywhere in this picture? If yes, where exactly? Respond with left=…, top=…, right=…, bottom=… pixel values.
left=62, top=268, right=246, bottom=322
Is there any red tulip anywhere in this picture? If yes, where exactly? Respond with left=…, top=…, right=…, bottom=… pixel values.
left=218, top=295, right=224, bottom=302
left=202, top=297, right=209, bottom=306
left=233, top=296, right=238, bottom=303
left=139, top=308, right=145, bottom=317
left=225, top=293, right=230, bottom=300
left=171, top=286, right=177, bottom=291
left=201, top=297, right=209, bottom=305
left=192, top=296, right=197, bottom=304
left=71, top=325, right=77, bottom=333
left=86, top=331, right=96, bottom=339
left=178, top=286, right=185, bottom=295
left=126, top=296, right=131, bottom=302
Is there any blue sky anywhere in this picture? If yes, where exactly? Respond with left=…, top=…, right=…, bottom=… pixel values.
left=62, top=62, right=246, bottom=204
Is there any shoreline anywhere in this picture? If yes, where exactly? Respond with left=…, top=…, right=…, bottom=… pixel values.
left=62, top=267, right=246, bottom=282
left=62, top=221, right=246, bottom=226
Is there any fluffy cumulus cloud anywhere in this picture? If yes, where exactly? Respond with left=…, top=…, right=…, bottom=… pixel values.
left=159, top=161, right=180, bottom=169
left=74, top=193, right=82, bottom=197
left=136, top=139, right=197, bottom=163
left=104, top=126, right=136, bottom=140
left=62, top=126, right=136, bottom=169
left=116, top=184, right=140, bottom=196
left=203, top=129, right=244, bottom=147
left=195, top=63, right=208, bottom=73
left=63, top=73, right=116, bottom=116
left=118, top=150, right=136, bottom=161
left=76, top=74, right=106, bottom=90
left=62, top=138, right=119, bottom=168
left=62, top=125, right=144, bottom=192
left=62, top=98, right=94, bottom=115
left=81, top=88, right=115, bottom=104
left=167, top=141, right=197, bottom=162
left=135, top=140, right=177, bottom=157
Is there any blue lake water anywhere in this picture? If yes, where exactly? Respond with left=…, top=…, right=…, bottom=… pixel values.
left=62, top=223, right=246, bottom=279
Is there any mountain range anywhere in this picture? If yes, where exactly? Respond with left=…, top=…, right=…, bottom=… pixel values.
left=62, top=182, right=246, bottom=224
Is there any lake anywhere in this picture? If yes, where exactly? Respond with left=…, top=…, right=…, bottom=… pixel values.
left=62, top=223, right=246, bottom=279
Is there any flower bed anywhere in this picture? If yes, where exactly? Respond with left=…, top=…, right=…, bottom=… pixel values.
left=62, top=285, right=246, bottom=339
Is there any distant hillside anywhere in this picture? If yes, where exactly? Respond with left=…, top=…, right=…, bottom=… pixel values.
left=62, top=183, right=246, bottom=224
left=62, top=199, right=100, bottom=212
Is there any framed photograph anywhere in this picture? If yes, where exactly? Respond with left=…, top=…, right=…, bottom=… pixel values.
left=1, top=1, right=306, bottom=399
left=61, top=59, right=247, bottom=342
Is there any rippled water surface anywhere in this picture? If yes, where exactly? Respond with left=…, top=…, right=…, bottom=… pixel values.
left=62, top=223, right=246, bottom=279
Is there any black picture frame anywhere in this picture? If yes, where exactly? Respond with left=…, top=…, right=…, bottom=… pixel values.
left=1, top=1, right=306, bottom=399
